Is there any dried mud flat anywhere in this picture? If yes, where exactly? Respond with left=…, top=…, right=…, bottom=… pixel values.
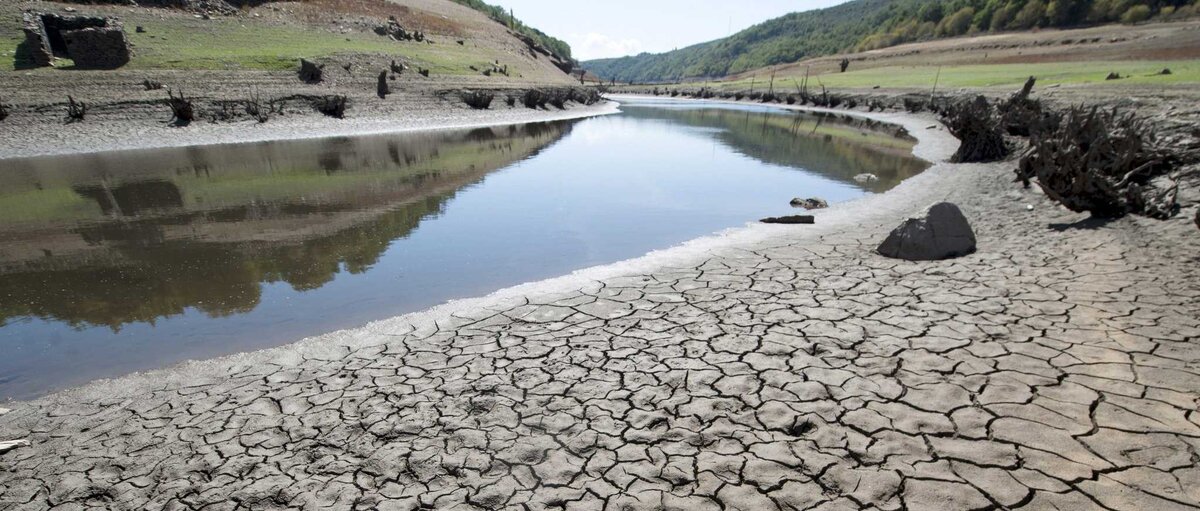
left=1, top=106, right=1200, bottom=511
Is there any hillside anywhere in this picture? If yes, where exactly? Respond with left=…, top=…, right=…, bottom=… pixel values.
left=583, top=0, right=1199, bottom=83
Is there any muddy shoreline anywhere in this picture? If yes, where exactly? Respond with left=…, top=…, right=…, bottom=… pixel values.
left=0, top=92, right=620, bottom=159
left=2, top=97, right=1200, bottom=509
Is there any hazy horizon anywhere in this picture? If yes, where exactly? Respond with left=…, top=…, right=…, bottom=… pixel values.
left=488, top=0, right=852, bottom=61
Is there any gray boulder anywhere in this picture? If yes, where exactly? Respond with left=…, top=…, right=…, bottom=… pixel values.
left=790, top=197, right=828, bottom=210
left=877, top=202, right=976, bottom=261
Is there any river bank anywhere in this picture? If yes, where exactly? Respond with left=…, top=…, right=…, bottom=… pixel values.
left=1, top=100, right=1199, bottom=509
left=0, top=88, right=618, bottom=159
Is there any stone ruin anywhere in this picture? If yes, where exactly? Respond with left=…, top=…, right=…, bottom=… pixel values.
left=22, top=12, right=131, bottom=69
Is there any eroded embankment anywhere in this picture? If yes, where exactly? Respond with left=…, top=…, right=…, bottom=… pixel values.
left=1, top=104, right=1199, bottom=510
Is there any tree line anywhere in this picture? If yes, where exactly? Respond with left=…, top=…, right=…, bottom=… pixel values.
left=859, top=0, right=1199, bottom=50
left=583, top=0, right=1197, bottom=83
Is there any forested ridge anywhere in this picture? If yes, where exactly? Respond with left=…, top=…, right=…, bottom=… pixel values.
left=583, top=0, right=1198, bottom=83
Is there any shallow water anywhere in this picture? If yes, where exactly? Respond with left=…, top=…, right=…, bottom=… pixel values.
left=0, top=99, right=927, bottom=399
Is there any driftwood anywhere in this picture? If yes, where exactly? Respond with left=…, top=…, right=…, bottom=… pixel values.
left=462, top=90, right=494, bottom=109
left=761, top=215, right=815, bottom=224
left=943, top=95, right=1008, bottom=163
left=166, top=89, right=194, bottom=125
left=1016, top=106, right=1175, bottom=218
left=66, top=96, right=86, bottom=122
left=312, top=95, right=347, bottom=118
left=298, top=59, right=324, bottom=84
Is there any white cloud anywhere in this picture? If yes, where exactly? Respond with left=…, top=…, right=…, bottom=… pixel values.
left=569, top=32, right=645, bottom=61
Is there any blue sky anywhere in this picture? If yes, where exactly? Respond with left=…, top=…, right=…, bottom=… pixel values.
left=489, top=0, right=852, bottom=61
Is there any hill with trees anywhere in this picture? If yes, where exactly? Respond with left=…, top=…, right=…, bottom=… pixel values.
left=583, top=0, right=1198, bottom=83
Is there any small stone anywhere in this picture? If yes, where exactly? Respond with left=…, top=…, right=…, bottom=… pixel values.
left=0, top=439, right=30, bottom=454
left=877, top=202, right=976, bottom=261
left=854, top=173, right=879, bottom=183
left=790, top=197, right=828, bottom=210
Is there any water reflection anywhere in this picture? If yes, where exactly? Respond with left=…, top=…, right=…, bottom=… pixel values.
left=620, top=101, right=927, bottom=191
left=0, top=123, right=572, bottom=331
left=0, top=100, right=927, bottom=399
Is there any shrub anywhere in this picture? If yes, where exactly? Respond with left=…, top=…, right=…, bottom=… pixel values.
left=1121, top=4, right=1152, bottom=23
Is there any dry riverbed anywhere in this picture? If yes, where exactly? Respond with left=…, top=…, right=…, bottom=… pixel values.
left=1, top=101, right=1199, bottom=510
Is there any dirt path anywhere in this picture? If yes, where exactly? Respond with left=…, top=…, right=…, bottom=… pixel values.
left=1, top=105, right=1198, bottom=509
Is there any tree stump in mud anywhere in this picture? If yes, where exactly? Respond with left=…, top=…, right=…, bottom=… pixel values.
left=944, top=96, right=1008, bottom=163
left=298, top=59, right=324, bottom=84
left=65, top=95, right=86, bottom=122
left=1016, top=106, right=1175, bottom=218
left=312, top=95, right=347, bottom=118
left=461, top=90, right=494, bottom=109
left=839, top=58, right=850, bottom=73
left=377, top=71, right=389, bottom=98
left=166, top=89, right=194, bottom=125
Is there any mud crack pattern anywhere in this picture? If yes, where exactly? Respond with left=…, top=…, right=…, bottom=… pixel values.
left=1, top=163, right=1199, bottom=510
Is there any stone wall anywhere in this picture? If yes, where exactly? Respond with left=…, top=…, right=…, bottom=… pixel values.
left=20, top=12, right=130, bottom=69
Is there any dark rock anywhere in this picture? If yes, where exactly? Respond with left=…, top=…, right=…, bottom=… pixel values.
left=790, top=197, right=828, bottom=210
left=760, top=215, right=814, bottom=224
left=877, top=202, right=976, bottom=261
left=1105, top=72, right=1122, bottom=80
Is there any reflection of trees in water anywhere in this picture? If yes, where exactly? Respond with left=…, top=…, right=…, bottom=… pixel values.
left=0, top=121, right=575, bottom=331
left=623, top=107, right=929, bottom=191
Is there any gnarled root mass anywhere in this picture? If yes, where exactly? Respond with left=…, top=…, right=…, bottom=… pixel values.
left=1017, top=106, right=1176, bottom=218
left=461, top=90, right=494, bottom=109
left=166, top=89, right=194, bottom=125
left=311, top=95, right=348, bottom=118
left=944, top=95, right=1009, bottom=163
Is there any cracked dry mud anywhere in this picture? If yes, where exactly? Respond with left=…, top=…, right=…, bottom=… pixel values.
left=2, top=112, right=1200, bottom=510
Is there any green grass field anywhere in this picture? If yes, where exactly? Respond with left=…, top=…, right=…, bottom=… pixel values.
left=718, top=59, right=1200, bottom=91
left=1, top=11, right=515, bottom=74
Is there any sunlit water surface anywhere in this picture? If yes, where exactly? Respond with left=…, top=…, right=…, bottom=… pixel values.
left=0, top=99, right=927, bottom=399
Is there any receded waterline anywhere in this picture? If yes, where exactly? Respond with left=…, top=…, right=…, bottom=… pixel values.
left=0, top=98, right=928, bottom=400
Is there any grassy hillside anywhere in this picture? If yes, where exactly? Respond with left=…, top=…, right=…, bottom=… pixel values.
left=2, top=0, right=573, bottom=74
left=583, top=0, right=1199, bottom=83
